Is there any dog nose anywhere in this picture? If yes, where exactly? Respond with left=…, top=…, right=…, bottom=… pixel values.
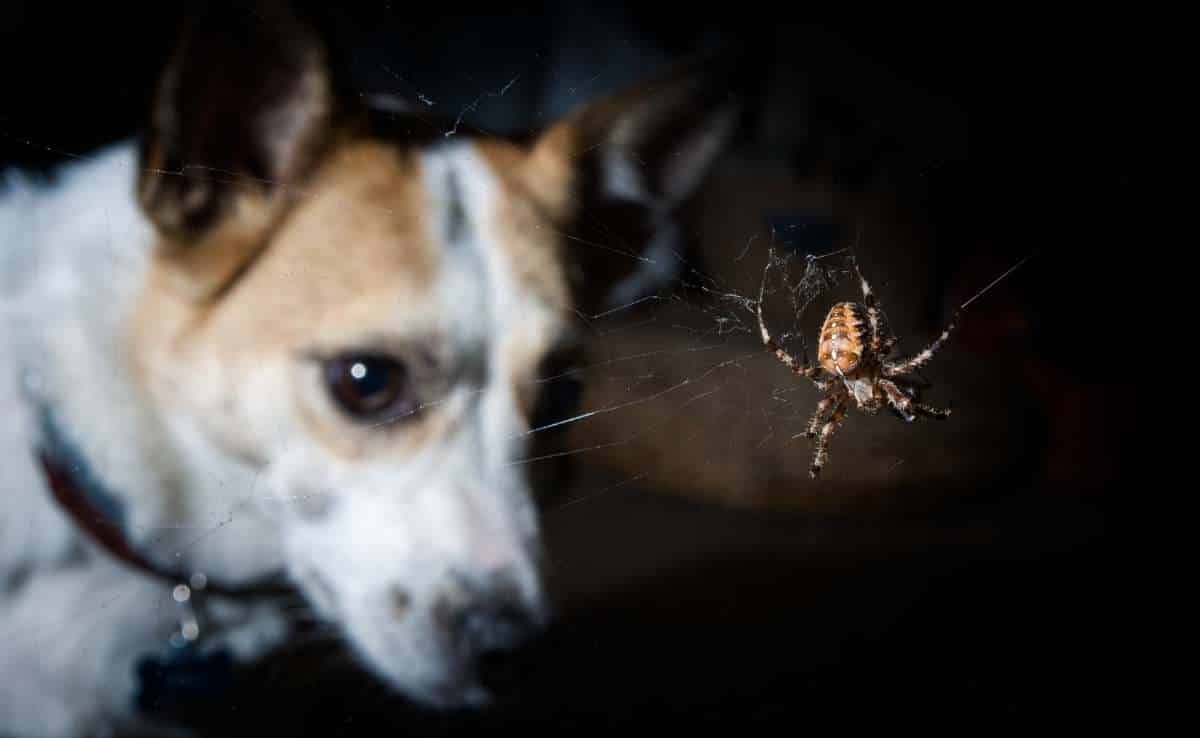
left=434, top=572, right=544, bottom=656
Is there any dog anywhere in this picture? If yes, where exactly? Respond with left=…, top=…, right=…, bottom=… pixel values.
left=0, top=2, right=737, bottom=735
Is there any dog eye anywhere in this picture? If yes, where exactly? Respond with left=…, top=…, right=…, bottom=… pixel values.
left=323, top=354, right=415, bottom=423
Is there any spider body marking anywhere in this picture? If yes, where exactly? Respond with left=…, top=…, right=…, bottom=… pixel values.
left=757, top=254, right=956, bottom=478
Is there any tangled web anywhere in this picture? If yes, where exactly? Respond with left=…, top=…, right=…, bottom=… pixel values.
left=757, top=245, right=848, bottom=347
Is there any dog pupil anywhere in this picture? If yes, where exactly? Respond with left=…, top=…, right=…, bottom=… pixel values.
left=326, top=354, right=409, bottom=419
left=348, top=359, right=391, bottom=399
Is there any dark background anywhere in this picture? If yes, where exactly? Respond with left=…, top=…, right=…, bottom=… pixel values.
left=1, top=2, right=1132, bottom=734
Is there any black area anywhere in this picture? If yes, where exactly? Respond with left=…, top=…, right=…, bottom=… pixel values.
left=0, top=4, right=183, bottom=171
left=135, top=648, right=235, bottom=717
left=767, top=214, right=843, bottom=257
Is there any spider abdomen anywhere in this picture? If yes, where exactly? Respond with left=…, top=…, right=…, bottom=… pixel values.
left=818, top=302, right=873, bottom=376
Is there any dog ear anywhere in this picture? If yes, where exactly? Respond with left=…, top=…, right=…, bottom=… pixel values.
left=523, top=51, right=743, bottom=312
left=137, top=1, right=341, bottom=300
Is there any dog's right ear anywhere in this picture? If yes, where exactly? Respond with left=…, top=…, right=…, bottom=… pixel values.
left=137, top=1, right=340, bottom=300
left=520, top=50, right=744, bottom=313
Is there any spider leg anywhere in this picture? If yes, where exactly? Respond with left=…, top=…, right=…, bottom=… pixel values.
left=758, top=250, right=823, bottom=385
left=804, top=393, right=841, bottom=438
left=852, top=256, right=877, bottom=309
left=885, top=373, right=932, bottom=392
left=810, top=395, right=849, bottom=479
left=852, top=258, right=895, bottom=358
left=879, top=379, right=917, bottom=423
left=880, top=379, right=952, bottom=421
left=878, top=333, right=899, bottom=357
left=883, top=309, right=961, bottom=376
left=913, top=402, right=952, bottom=419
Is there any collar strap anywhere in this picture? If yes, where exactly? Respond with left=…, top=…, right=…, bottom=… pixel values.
left=35, top=411, right=292, bottom=600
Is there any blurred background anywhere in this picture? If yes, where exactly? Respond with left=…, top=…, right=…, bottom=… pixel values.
left=2, top=1, right=1129, bottom=733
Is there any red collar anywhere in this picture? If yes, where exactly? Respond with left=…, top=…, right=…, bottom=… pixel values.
left=37, top=448, right=292, bottom=600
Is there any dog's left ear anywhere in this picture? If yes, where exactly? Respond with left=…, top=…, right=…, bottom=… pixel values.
left=137, top=1, right=341, bottom=300
left=522, top=50, right=744, bottom=310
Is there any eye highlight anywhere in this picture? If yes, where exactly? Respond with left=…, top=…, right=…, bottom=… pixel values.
left=323, top=353, right=416, bottom=423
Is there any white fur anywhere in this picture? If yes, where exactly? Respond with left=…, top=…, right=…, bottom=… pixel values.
left=1, top=145, right=151, bottom=582
left=278, top=143, right=550, bottom=705
left=0, top=145, right=294, bottom=736
left=1, top=139, right=562, bottom=733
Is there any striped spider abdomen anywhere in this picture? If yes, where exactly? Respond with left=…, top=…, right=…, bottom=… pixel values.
left=817, top=302, right=873, bottom=377
left=756, top=252, right=957, bottom=478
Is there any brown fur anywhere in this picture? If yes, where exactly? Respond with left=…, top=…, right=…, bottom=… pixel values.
left=136, top=138, right=436, bottom=358
left=130, top=130, right=581, bottom=466
left=474, top=140, right=574, bottom=418
left=130, top=136, right=451, bottom=462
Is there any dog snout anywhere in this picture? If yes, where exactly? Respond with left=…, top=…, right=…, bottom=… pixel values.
left=433, top=571, right=545, bottom=656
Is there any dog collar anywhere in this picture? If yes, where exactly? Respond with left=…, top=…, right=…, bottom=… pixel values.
left=34, top=405, right=293, bottom=600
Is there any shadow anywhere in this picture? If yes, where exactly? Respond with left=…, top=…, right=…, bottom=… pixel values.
left=154, top=478, right=1117, bottom=735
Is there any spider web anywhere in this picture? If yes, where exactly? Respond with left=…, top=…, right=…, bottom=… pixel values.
left=0, top=8, right=1071, bottom=737
left=505, top=222, right=867, bottom=511
left=0, top=12, right=945, bottom=693
left=756, top=244, right=847, bottom=351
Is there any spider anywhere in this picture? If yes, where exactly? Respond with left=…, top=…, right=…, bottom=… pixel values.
left=756, top=252, right=957, bottom=478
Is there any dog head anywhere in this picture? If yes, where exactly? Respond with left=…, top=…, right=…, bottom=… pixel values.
left=131, top=2, right=738, bottom=707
